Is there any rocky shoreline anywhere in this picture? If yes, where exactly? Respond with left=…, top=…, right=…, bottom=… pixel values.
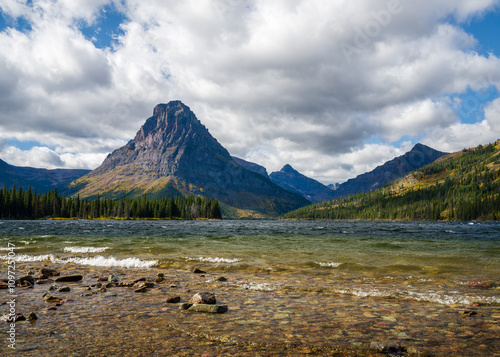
left=1, top=262, right=499, bottom=356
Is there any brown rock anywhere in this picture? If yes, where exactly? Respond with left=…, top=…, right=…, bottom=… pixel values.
left=39, top=267, right=60, bottom=276
left=55, top=275, right=83, bottom=283
left=12, top=314, right=26, bottom=322
left=97, top=276, right=109, bottom=282
left=134, top=287, right=147, bottom=293
left=133, top=281, right=154, bottom=289
left=189, top=292, right=216, bottom=305
left=132, top=277, right=147, bottom=283
left=27, top=312, right=38, bottom=322
left=165, top=296, right=181, bottom=303
left=17, top=275, right=35, bottom=286
left=58, top=286, right=71, bottom=292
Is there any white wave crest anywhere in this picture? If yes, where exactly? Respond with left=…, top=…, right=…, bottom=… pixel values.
left=317, top=262, right=342, bottom=268
left=332, top=287, right=500, bottom=305
left=186, top=256, right=241, bottom=264
left=64, top=246, right=109, bottom=253
left=0, top=254, right=157, bottom=268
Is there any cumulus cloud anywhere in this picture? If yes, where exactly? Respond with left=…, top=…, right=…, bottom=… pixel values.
left=0, top=0, right=500, bottom=183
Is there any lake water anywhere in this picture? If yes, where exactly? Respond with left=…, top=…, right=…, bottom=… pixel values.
left=1, top=220, right=499, bottom=356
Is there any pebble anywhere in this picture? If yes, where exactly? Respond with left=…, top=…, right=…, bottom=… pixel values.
left=58, top=286, right=71, bottom=292
left=193, top=269, right=206, bottom=274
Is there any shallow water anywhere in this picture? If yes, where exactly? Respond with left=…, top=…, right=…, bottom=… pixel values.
left=1, top=220, right=499, bottom=355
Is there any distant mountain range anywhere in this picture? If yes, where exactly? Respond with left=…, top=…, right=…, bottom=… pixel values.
left=1, top=100, right=450, bottom=218
left=66, top=101, right=309, bottom=217
left=328, top=143, right=447, bottom=198
left=283, top=140, right=500, bottom=221
left=0, top=158, right=89, bottom=194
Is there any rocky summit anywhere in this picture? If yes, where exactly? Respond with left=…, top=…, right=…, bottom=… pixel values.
left=67, top=101, right=309, bottom=217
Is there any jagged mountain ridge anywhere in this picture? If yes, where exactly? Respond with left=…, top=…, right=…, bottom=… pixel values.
left=269, top=164, right=334, bottom=202
left=68, top=101, right=309, bottom=217
left=0, top=158, right=90, bottom=194
left=330, top=143, right=447, bottom=198
left=232, top=157, right=270, bottom=179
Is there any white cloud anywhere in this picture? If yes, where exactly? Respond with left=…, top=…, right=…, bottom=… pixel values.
left=1, top=0, right=500, bottom=183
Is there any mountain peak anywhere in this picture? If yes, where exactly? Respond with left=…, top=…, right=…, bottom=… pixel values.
left=69, top=102, right=309, bottom=216
left=281, top=164, right=297, bottom=173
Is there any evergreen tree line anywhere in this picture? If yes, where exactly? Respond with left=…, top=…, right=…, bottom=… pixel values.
left=283, top=142, right=500, bottom=221
left=0, top=185, right=222, bottom=220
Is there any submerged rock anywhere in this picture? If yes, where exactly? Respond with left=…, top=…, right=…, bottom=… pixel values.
left=370, top=341, right=406, bottom=355
left=55, top=275, right=83, bottom=283
left=27, top=312, right=38, bottom=322
left=165, top=296, right=181, bottom=304
left=180, top=303, right=228, bottom=314
left=43, top=294, right=62, bottom=303
left=17, top=275, right=35, bottom=286
left=189, top=292, right=216, bottom=305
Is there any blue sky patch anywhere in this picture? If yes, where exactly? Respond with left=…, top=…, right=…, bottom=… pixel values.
left=79, top=4, right=128, bottom=50
left=463, top=9, right=500, bottom=57
left=0, top=11, right=32, bottom=33
left=454, top=86, right=499, bottom=124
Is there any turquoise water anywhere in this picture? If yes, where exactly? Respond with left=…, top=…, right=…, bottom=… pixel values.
left=1, top=220, right=499, bottom=305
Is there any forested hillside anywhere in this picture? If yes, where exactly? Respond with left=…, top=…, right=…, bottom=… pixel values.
left=282, top=141, right=500, bottom=221
left=0, top=186, right=222, bottom=220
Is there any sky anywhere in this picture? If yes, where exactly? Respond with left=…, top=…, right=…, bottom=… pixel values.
left=1, top=0, right=500, bottom=185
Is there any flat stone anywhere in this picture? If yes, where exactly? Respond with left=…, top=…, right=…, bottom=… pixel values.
left=55, top=275, right=83, bottom=283
left=189, top=292, right=216, bottom=305
left=134, top=287, right=148, bottom=293
left=180, top=303, right=228, bottom=314
left=132, top=277, right=147, bottom=283
left=35, top=279, right=54, bottom=285
left=43, top=294, right=62, bottom=303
